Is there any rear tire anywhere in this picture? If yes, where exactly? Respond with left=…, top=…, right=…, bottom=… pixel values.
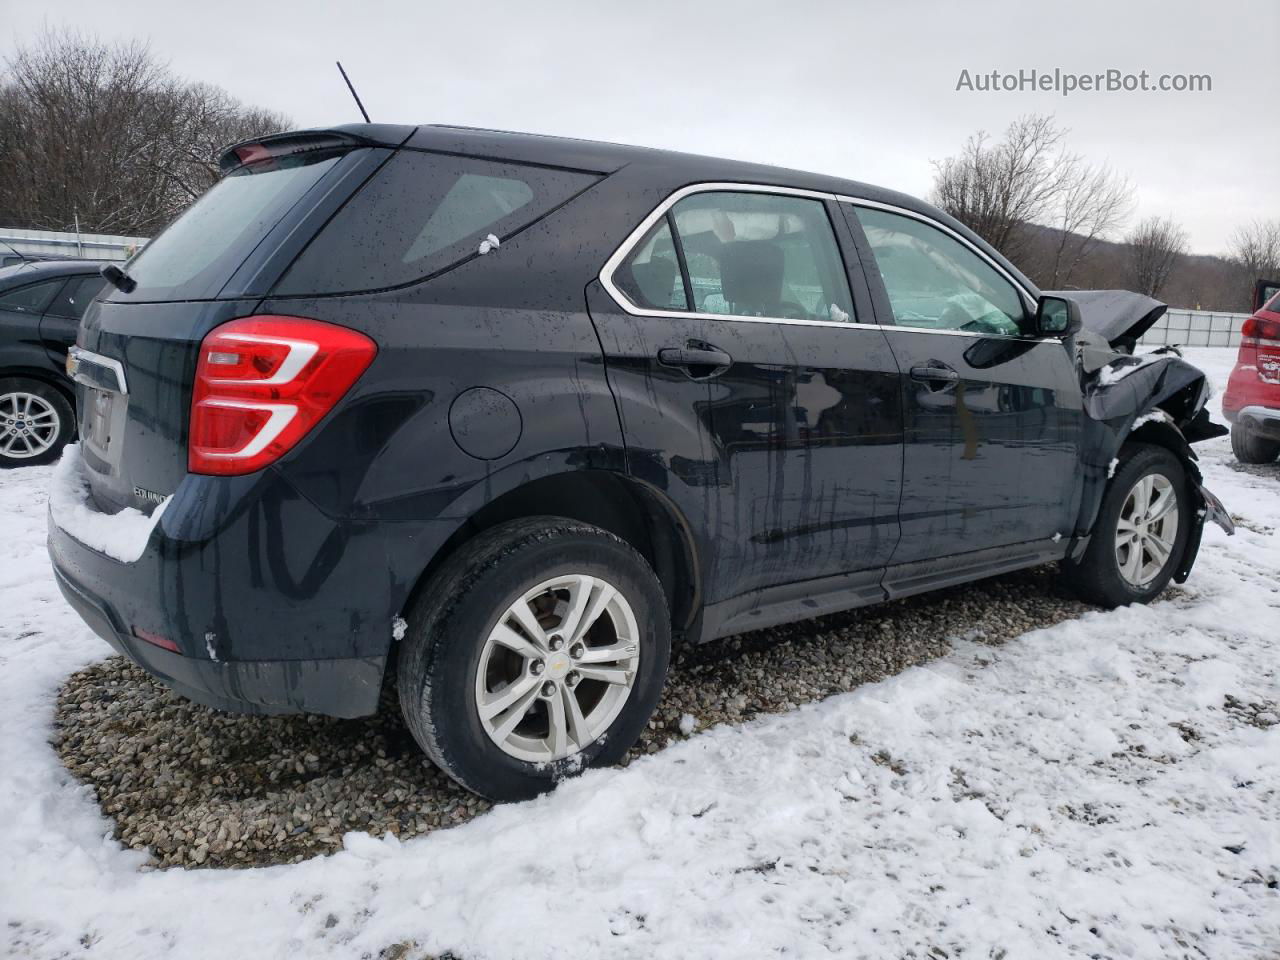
left=397, top=516, right=670, bottom=801
left=0, top=377, right=74, bottom=468
left=1230, top=421, right=1280, bottom=464
left=1063, top=443, right=1191, bottom=608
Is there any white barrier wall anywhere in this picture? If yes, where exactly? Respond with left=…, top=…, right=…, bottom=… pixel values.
left=1139, top=308, right=1250, bottom=348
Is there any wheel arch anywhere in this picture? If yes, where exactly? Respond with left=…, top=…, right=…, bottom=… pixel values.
left=0, top=366, right=75, bottom=407
left=400, top=469, right=703, bottom=645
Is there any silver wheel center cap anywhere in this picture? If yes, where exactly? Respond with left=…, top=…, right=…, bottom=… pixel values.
left=546, top=653, right=572, bottom=677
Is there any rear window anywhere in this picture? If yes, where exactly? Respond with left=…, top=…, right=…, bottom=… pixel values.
left=273, top=150, right=600, bottom=295
left=121, top=150, right=351, bottom=300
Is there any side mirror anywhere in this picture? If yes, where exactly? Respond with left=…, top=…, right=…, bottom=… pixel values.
left=1034, top=295, right=1081, bottom=338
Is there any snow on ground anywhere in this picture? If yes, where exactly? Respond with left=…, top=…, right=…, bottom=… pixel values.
left=1, top=348, right=1277, bottom=959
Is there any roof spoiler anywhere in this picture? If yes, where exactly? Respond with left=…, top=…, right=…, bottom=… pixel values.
left=218, top=124, right=417, bottom=175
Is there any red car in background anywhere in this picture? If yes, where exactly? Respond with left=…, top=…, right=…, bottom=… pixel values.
left=1223, top=278, right=1280, bottom=463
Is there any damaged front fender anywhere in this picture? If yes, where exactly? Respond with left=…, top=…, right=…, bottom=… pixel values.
left=1063, top=307, right=1234, bottom=583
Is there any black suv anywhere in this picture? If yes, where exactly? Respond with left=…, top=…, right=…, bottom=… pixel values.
left=48, top=124, right=1231, bottom=800
left=0, top=259, right=107, bottom=465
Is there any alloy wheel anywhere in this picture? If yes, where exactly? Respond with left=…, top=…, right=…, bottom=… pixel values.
left=475, top=573, right=640, bottom=763
left=0, top=391, right=60, bottom=461
left=1114, top=473, right=1179, bottom=588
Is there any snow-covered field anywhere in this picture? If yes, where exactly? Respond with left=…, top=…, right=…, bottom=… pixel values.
left=1, top=348, right=1276, bottom=959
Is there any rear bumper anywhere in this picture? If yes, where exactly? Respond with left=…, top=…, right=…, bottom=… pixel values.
left=46, top=460, right=453, bottom=718
left=1226, top=403, right=1280, bottom=440
left=52, top=563, right=383, bottom=717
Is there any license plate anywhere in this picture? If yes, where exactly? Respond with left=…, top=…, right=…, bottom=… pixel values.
left=85, top=388, right=114, bottom=451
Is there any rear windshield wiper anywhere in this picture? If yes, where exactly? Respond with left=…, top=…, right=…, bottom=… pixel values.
left=100, top=263, right=137, bottom=293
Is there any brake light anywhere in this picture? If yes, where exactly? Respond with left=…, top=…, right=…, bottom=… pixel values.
left=189, top=316, right=376, bottom=476
left=1241, top=314, right=1280, bottom=346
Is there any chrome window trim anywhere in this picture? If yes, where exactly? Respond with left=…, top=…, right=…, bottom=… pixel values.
left=597, top=181, right=1051, bottom=342
left=599, top=182, right=864, bottom=329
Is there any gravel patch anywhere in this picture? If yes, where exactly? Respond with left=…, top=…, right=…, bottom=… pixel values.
left=52, top=566, right=1090, bottom=870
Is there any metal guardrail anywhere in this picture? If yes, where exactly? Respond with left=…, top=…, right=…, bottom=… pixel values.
left=1139, top=308, right=1249, bottom=348
left=0, top=227, right=148, bottom=263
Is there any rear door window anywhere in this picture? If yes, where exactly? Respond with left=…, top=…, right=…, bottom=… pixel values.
left=613, top=218, right=689, bottom=310
left=274, top=151, right=600, bottom=295
left=0, top=278, right=63, bottom=314
left=667, top=192, right=854, bottom=323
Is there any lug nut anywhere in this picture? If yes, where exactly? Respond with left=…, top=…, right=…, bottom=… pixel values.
left=566, top=670, right=581, bottom=688
left=530, top=660, right=545, bottom=676
left=569, top=643, right=585, bottom=660
left=549, top=635, right=564, bottom=651
left=540, top=681, right=557, bottom=698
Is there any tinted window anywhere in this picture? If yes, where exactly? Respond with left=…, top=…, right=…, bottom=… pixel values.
left=852, top=207, right=1027, bottom=335
left=276, top=151, right=600, bottom=295
left=123, top=150, right=349, bottom=300
left=614, top=217, right=688, bottom=310
left=46, top=275, right=107, bottom=320
left=668, top=192, right=853, bottom=323
left=0, top=278, right=62, bottom=314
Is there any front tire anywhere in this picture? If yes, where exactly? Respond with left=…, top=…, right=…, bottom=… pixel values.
left=1063, top=443, right=1191, bottom=608
left=1230, top=421, right=1280, bottom=464
left=397, top=517, right=671, bottom=801
left=0, top=377, right=74, bottom=468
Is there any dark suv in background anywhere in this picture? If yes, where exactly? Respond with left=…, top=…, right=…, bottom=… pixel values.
left=48, top=124, right=1231, bottom=800
left=0, top=259, right=106, bottom=465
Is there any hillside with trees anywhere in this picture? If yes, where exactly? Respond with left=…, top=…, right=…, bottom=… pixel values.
left=931, top=115, right=1278, bottom=312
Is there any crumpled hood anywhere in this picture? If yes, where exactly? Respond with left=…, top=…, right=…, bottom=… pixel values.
left=1044, top=289, right=1168, bottom=347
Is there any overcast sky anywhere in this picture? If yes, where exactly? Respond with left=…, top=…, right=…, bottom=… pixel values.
left=6, top=0, right=1277, bottom=254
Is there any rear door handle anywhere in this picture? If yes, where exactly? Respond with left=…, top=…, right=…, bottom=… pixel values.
left=909, top=362, right=959, bottom=384
left=658, top=343, right=732, bottom=379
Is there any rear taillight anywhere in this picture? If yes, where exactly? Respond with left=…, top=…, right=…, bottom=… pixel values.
left=1241, top=314, right=1280, bottom=346
left=189, top=315, right=376, bottom=476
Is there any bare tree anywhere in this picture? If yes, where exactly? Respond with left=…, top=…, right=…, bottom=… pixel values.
left=930, top=115, right=1067, bottom=264
left=1228, top=219, right=1280, bottom=293
left=0, top=30, right=290, bottom=236
left=1125, top=215, right=1189, bottom=298
left=1040, top=162, right=1131, bottom=288
left=930, top=115, right=1133, bottom=285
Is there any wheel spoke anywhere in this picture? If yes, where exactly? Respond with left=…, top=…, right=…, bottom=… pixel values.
left=555, top=575, right=596, bottom=644
left=478, top=672, right=540, bottom=721
left=1120, top=541, right=1143, bottom=582
left=561, top=686, right=590, bottom=750
left=547, top=686, right=570, bottom=758
left=489, top=683, right=542, bottom=742
left=506, top=600, right=550, bottom=651
left=576, top=664, right=630, bottom=686
left=570, top=581, right=616, bottom=646
left=1145, top=533, right=1172, bottom=565
left=491, top=622, right=542, bottom=660
left=577, top=640, right=636, bottom=664
left=1147, top=490, right=1176, bottom=524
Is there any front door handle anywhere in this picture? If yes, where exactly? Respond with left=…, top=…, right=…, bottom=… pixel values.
left=658, top=342, right=732, bottom=379
left=909, top=361, right=959, bottom=384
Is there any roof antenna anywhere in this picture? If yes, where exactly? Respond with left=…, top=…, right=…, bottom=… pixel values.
left=0, top=239, right=29, bottom=264
left=336, top=61, right=371, bottom=123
